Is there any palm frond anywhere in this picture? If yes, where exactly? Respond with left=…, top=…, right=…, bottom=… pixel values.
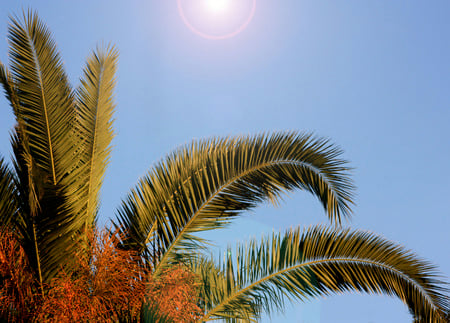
left=189, top=256, right=261, bottom=322
left=0, top=62, right=21, bottom=115
left=10, top=127, right=80, bottom=284
left=193, top=226, right=449, bottom=322
left=141, top=303, right=174, bottom=323
left=8, top=10, right=76, bottom=186
left=0, top=157, right=18, bottom=230
left=71, top=46, right=117, bottom=226
left=3, top=11, right=89, bottom=283
left=115, top=132, right=354, bottom=274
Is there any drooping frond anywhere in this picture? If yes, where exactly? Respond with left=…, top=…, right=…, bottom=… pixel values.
left=115, top=132, right=354, bottom=273
left=73, top=46, right=117, bottom=226
left=194, top=226, right=449, bottom=322
left=0, top=157, right=18, bottom=229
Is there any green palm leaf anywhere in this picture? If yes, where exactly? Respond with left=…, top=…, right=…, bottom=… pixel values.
left=115, top=132, right=354, bottom=274
left=73, top=46, right=117, bottom=226
left=193, top=226, right=449, bottom=322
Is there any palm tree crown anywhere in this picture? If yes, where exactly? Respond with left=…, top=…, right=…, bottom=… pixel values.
left=0, top=11, right=448, bottom=322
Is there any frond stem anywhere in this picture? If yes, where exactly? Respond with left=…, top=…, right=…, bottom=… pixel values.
left=85, top=62, right=104, bottom=228
left=32, top=222, right=44, bottom=296
left=26, top=27, right=57, bottom=185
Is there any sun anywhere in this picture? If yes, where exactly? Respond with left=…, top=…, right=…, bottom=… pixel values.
left=204, top=0, right=231, bottom=14
left=178, top=0, right=256, bottom=40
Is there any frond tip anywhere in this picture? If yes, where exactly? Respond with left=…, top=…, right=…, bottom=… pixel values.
left=193, top=226, right=449, bottom=322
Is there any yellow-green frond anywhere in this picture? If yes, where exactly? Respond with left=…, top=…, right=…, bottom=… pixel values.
left=2, top=11, right=96, bottom=284
left=72, top=46, right=117, bottom=226
left=194, top=226, right=449, bottom=322
left=115, top=132, right=354, bottom=274
left=8, top=10, right=75, bottom=185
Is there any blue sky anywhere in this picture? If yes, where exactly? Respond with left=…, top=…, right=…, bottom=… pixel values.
left=0, top=1, right=449, bottom=322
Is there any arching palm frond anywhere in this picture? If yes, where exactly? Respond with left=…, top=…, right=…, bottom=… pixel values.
left=193, top=226, right=449, bottom=322
left=1, top=11, right=87, bottom=284
left=115, top=132, right=354, bottom=273
left=73, top=46, right=117, bottom=227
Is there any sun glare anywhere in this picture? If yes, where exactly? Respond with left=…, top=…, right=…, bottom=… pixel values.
left=178, top=0, right=256, bottom=40
left=204, top=0, right=231, bottom=14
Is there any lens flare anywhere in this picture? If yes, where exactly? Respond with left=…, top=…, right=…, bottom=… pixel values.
left=204, top=0, right=231, bottom=13
left=178, top=0, right=256, bottom=40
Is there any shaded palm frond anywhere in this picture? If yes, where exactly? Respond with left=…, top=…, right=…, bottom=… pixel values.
left=0, top=157, right=18, bottom=230
left=72, top=46, right=117, bottom=227
left=0, top=62, right=21, bottom=116
left=9, top=128, right=45, bottom=289
left=10, top=127, right=83, bottom=284
left=141, top=303, right=174, bottom=323
left=115, top=132, right=354, bottom=273
left=193, top=226, right=449, bottom=322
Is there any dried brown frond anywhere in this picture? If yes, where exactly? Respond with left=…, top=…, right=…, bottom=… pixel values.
left=146, top=265, right=202, bottom=322
left=0, top=229, right=38, bottom=323
left=36, top=228, right=147, bottom=322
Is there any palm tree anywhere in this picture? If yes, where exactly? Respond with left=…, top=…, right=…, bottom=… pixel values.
left=0, top=11, right=448, bottom=322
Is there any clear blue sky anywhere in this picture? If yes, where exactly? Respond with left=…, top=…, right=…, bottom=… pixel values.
left=0, top=1, right=449, bottom=322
